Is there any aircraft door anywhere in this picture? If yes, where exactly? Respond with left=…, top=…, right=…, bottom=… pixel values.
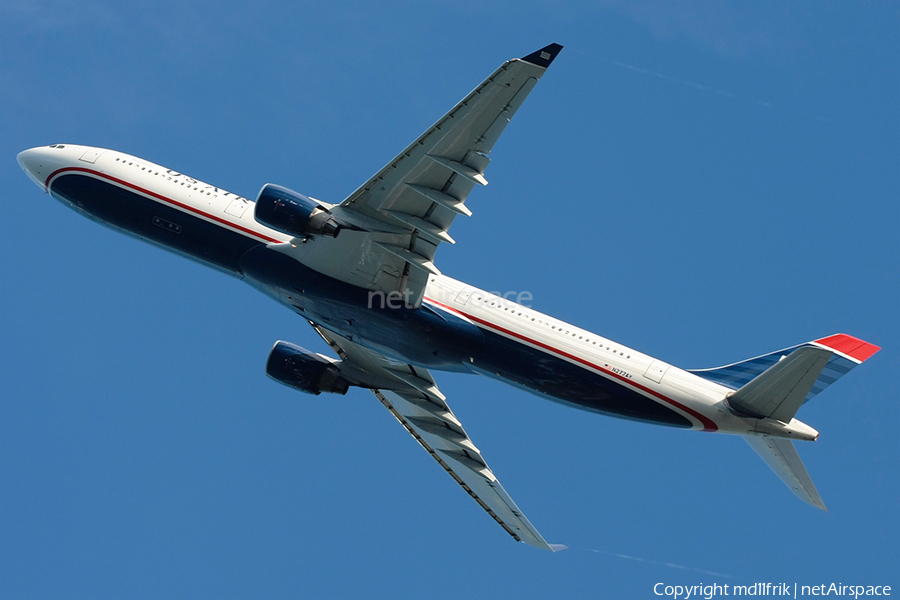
left=454, top=287, right=473, bottom=305
left=79, top=149, right=104, bottom=164
left=225, top=198, right=250, bottom=218
left=644, top=360, right=670, bottom=383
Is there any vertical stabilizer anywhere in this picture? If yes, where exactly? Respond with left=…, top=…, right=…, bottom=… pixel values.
left=690, top=334, right=880, bottom=406
left=744, top=436, right=826, bottom=510
left=694, top=334, right=879, bottom=510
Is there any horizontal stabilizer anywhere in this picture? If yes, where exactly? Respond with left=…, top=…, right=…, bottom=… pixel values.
left=728, top=346, right=831, bottom=422
left=744, top=436, right=826, bottom=510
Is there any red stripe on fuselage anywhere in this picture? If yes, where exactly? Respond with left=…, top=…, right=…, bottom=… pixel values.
left=424, top=298, right=718, bottom=432
left=45, top=165, right=718, bottom=430
left=45, top=167, right=283, bottom=245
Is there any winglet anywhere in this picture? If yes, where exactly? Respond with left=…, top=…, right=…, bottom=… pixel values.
left=548, top=544, right=569, bottom=552
left=520, top=43, right=564, bottom=68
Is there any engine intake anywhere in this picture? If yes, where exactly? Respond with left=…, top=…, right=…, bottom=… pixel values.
left=266, top=341, right=349, bottom=395
left=254, top=183, right=340, bottom=238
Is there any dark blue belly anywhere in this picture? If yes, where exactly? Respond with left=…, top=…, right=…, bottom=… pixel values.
left=51, top=172, right=691, bottom=427
left=470, top=328, right=691, bottom=428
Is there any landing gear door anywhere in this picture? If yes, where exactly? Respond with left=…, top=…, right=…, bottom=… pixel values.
left=644, top=360, right=669, bottom=383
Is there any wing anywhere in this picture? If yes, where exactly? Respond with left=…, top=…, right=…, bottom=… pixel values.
left=274, top=44, right=563, bottom=307
left=310, top=322, right=565, bottom=551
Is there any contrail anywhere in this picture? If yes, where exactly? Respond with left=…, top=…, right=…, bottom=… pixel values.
left=569, top=47, right=833, bottom=124
left=578, top=547, right=732, bottom=578
left=604, top=57, right=736, bottom=98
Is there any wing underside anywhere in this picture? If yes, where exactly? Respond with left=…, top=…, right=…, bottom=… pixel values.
left=310, top=323, right=564, bottom=551
left=273, top=44, right=563, bottom=307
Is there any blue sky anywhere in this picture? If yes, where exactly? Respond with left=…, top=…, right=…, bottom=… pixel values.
left=2, top=2, right=897, bottom=598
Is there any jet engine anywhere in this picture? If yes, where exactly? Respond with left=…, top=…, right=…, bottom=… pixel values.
left=254, top=183, right=341, bottom=238
left=266, top=341, right=350, bottom=395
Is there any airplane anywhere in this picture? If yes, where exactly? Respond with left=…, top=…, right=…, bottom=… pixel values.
left=17, top=43, right=879, bottom=551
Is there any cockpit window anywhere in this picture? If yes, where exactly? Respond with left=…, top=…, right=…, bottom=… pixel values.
left=48, top=144, right=65, bottom=149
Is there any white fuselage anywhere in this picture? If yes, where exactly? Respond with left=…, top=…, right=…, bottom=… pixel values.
left=18, top=144, right=818, bottom=440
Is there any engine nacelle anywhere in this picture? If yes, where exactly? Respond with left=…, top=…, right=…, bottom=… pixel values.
left=266, top=341, right=350, bottom=395
left=254, top=183, right=340, bottom=238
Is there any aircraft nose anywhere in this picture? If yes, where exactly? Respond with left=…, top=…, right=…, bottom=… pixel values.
left=18, top=146, right=57, bottom=190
